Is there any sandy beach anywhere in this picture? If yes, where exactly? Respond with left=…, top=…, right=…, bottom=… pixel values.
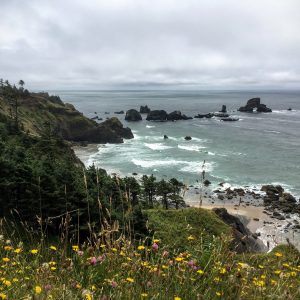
left=185, top=190, right=300, bottom=252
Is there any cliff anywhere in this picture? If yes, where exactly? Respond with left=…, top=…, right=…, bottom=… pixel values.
left=0, top=92, right=133, bottom=143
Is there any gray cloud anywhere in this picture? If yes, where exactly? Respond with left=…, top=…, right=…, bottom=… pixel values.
left=0, top=0, right=300, bottom=89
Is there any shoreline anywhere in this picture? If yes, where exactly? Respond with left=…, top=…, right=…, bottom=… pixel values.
left=186, top=195, right=300, bottom=252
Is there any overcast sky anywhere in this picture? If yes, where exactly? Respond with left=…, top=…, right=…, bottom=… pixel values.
left=1, top=0, right=300, bottom=90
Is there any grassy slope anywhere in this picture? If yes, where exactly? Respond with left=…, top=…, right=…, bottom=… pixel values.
left=146, top=208, right=231, bottom=249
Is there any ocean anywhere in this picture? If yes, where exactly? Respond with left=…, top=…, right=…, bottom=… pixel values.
left=53, top=90, right=300, bottom=198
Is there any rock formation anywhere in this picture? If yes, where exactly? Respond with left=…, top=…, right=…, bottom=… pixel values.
left=140, top=105, right=151, bottom=114
left=167, top=111, right=192, bottom=121
left=125, top=109, right=142, bottom=121
left=220, top=105, right=227, bottom=113
left=146, top=110, right=168, bottom=121
left=238, top=98, right=272, bottom=113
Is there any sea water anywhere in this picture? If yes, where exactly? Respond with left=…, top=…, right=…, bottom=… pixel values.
left=53, top=90, right=300, bottom=197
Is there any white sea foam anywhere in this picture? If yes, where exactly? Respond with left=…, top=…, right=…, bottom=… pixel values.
left=131, top=159, right=214, bottom=173
left=178, top=144, right=206, bottom=152
left=146, top=125, right=155, bottom=128
left=132, top=159, right=179, bottom=168
left=179, top=161, right=214, bottom=173
left=144, top=143, right=173, bottom=151
left=264, top=130, right=281, bottom=134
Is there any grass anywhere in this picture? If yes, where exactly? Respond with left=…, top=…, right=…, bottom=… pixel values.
left=1, top=208, right=300, bottom=299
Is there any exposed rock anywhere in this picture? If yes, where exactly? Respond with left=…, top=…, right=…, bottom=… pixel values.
left=220, top=105, right=227, bottom=113
left=184, top=136, right=192, bottom=140
left=164, top=135, right=168, bottom=139
left=203, top=179, right=211, bottom=186
left=114, top=110, right=124, bottom=114
left=221, top=118, right=239, bottom=122
left=140, top=105, right=151, bottom=114
left=167, top=110, right=192, bottom=121
left=238, top=97, right=272, bottom=113
left=213, top=113, right=230, bottom=118
left=287, top=108, right=292, bottom=111
left=257, top=104, right=272, bottom=113
left=72, top=117, right=134, bottom=143
left=125, top=109, right=142, bottom=121
left=213, top=208, right=266, bottom=253
left=194, top=113, right=214, bottom=118
left=146, top=110, right=168, bottom=121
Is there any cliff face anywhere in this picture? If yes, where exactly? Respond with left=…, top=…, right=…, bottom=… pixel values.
left=0, top=92, right=133, bottom=143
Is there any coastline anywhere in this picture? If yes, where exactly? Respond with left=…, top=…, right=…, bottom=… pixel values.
left=186, top=194, right=300, bottom=252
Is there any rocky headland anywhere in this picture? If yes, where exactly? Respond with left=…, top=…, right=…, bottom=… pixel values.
left=0, top=92, right=133, bottom=143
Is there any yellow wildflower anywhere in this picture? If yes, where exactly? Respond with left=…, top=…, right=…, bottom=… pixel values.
left=219, top=267, right=226, bottom=274
left=275, top=252, right=283, bottom=257
left=0, top=293, right=7, bottom=300
left=72, top=245, right=79, bottom=251
left=2, top=258, right=10, bottom=263
left=14, top=248, right=22, bottom=254
left=216, top=292, right=222, bottom=297
left=126, top=277, right=134, bottom=283
left=274, top=270, right=281, bottom=275
left=138, top=245, right=145, bottom=250
left=30, top=249, right=38, bottom=254
left=197, top=269, right=204, bottom=275
left=174, top=297, right=181, bottom=300
left=175, top=257, right=183, bottom=262
left=3, top=246, right=12, bottom=251
left=187, top=235, right=194, bottom=241
left=141, top=293, right=148, bottom=297
left=153, top=239, right=160, bottom=243
left=50, top=246, right=57, bottom=251
left=3, top=280, right=11, bottom=287
left=35, top=286, right=42, bottom=294
left=84, top=294, right=92, bottom=300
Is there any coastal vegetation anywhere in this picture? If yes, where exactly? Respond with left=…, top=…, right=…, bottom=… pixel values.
left=0, top=80, right=299, bottom=299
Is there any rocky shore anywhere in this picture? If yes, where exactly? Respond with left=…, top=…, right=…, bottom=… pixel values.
left=185, top=183, right=300, bottom=251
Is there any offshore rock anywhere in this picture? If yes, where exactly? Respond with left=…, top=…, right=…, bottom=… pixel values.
left=140, top=105, right=151, bottom=114
left=146, top=110, right=168, bottom=121
left=125, top=109, right=142, bottom=121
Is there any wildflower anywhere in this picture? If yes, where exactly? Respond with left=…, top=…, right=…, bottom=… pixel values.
left=72, top=245, right=79, bottom=251
left=152, top=243, right=159, bottom=252
left=30, top=249, right=38, bottom=254
left=197, top=269, right=204, bottom=275
left=175, top=257, right=183, bottom=262
left=50, top=245, right=57, bottom=251
left=44, top=284, right=52, bottom=290
left=2, top=258, right=10, bottom=263
left=0, top=293, right=7, bottom=300
left=126, top=277, right=134, bottom=283
left=258, top=265, right=264, bottom=269
left=174, top=297, right=181, bottom=300
left=78, top=250, right=84, bottom=256
left=274, top=270, right=281, bottom=275
left=141, top=293, right=148, bottom=297
left=90, top=257, right=97, bottom=265
left=271, top=279, right=277, bottom=286
left=76, top=283, right=82, bottom=289
left=35, top=286, right=42, bottom=294
left=187, top=235, right=195, bottom=241
left=111, top=280, right=118, bottom=288
left=216, top=292, right=222, bottom=297
left=50, top=267, right=56, bottom=271
left=14, top=248, right=22, bottom=254
left=3, top=280, right=11, bottom=287
left=138, top=245, right=145, bottom=250
left=153, top=239, right=160, bottom=243
left=275, top=252, right=283, bottom=257
left=84, top=293, right=92, bottom=300
left=219, top=267, right=226, bottom=274
left=4, top=246, right=12, bottom=251
left=283, top=263, right=290, bottom=268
